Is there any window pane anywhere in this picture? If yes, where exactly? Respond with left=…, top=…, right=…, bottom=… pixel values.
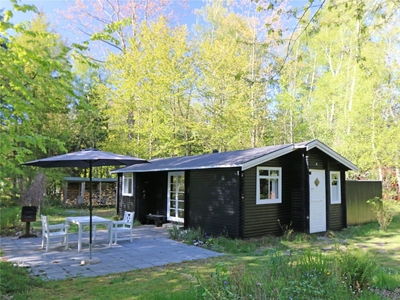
left=259, top=178, right=269, bottom=199
left=128, top=179, right=132, bottom=193
left=332, top=188, right=338, bottom=202
left=270, top=170, right=279, bottom=176
left=178, top=201, right=185, bottom=209
left=259, top=169, right=269, bottom=176
left=177, top=193, right=185, bottom=200
left=331, top=174, right=338, bottom=185
left=170, top=199, right=176, bottom=208
left=178, top=210, right=184, bottom=218
left=270, top=179, right=278, bottom=199
left=170, top=208, right=176, bottom=216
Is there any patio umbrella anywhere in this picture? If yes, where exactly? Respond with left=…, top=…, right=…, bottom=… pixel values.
left=22, top=148, right=148, bottom=259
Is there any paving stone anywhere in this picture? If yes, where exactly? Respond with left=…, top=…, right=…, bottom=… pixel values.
left=0, top=226, right=223, bottom=281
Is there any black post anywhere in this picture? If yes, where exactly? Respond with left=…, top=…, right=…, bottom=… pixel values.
left=89, top=162, right=93, bottom=259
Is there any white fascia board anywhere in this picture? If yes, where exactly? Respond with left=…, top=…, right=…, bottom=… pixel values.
left=300, top=140, right=358, bottom=171
left=111, top=164, right=241, bottom=173
left=241, top=146, right=295, bottom=171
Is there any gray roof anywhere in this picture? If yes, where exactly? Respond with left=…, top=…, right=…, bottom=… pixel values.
left=112, top=139, right=358, bottom=174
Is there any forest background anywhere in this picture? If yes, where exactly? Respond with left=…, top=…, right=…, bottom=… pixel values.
left=1, top=0, right=399, bottom=205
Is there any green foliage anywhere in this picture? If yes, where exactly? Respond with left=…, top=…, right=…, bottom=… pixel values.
left=277, top=220, right=294, bottom=241
left=0, top=9, right=79, bottom=204
left=367, top=197, right=396, bottom=231
left=337, top=249, right=378, bottom=293
left=0, top=206, right=21, bottom=235
left=167, top=224, right=185, bottom=240
left=0, top=261, right=43, bottom=297
left=167, top=225, right=204, bottom=245
left=206, top=237, right=257, bottom=254
left=195, top=248, right=379, bottom=299
left=373, top=267, right=400, bottom=290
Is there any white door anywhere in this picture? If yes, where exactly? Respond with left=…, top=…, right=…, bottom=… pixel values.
left=167, top=172, right=185, bottom=223
left=309, top=170, right=326, bottom=233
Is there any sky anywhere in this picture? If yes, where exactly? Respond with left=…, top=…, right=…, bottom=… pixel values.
left=1, top=0, right=211, bottom=58
left=1, top=0, right=310, bottom=61
left=1, top=0, right=205, bottom=29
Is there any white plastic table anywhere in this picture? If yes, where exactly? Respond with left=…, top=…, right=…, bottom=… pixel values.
left=66, top=216, right=113, bottom=252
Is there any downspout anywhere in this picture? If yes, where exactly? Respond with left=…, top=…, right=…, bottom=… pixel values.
left=304, top=150, right=310, bottom=233
left=117, top=173, right=121, bottom=215
left=239, top=169, right=245, bottom=239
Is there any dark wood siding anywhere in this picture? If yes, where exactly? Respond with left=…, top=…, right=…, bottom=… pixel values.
left=118, top=173, right=137, bottom=219
left=136, top=172, right=167, bottom=224
left=188, top=168, right=240, bottom=238
left=291, top=150, right=308, bottom=233
left=243, top=153, right=300, bottom=238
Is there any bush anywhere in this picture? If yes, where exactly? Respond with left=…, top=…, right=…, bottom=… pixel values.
left=367, top=197, right=396, bottom=231
left=0, top=206, right=22, bottom=235
left=336, top=249, right=377, bottom=294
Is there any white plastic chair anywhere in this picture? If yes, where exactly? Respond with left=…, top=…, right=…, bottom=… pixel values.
left=41, top=215, right=70, bottom=252
left=112, top=211, right=135, bottom=244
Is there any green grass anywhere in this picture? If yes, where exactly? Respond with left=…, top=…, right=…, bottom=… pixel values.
left=1, top=203, right=400, bottom=299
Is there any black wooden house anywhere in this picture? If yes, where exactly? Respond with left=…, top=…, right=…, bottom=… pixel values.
left=112, top=140, right=358, bottom=238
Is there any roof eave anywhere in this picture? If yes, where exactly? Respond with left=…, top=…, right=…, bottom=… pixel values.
left=241, top=145, right=295, bottom=171
left=111, top=164, right=242, bottom=173
left=296, top=140, right=358, bottom=171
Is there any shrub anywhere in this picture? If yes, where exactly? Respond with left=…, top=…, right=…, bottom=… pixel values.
left=179, top=227, right=204, bottom=245
left=167, top=224, right=182, bottom=240
left=277, top=219, right=294, bottom=241
left=336, top=249, right=377, bottom=294
left=367, top=197, right=396, bottom=231
left=0, top=206, right=22, bottom=235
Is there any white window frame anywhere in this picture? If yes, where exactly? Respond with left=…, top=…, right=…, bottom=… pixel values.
left=330, top=171, right=341, bottom=204
left=256, top=167, right=282, bottom=204
left=122, top=173, right=134, bottom=196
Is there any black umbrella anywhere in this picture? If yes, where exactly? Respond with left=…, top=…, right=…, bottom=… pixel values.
left=22, top=148, right=148, bottom=259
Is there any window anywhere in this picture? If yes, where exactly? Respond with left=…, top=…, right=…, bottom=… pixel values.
left=330, top=171, right=341, bottom=204
left=122, top=173, right=134, bottom=196
left=257, top=167, right=282, bottom=204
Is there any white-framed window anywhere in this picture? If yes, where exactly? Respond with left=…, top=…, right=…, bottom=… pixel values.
left=256, top=167, right=282, bottom=204
left=122, top=173, right=134, bottom=196
left=330, top=171, right=341, bottom=204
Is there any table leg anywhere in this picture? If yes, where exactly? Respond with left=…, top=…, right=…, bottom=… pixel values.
left=108, top=222, right=112, bottom=248
left=93, top=224, right=97, bottom=241
left=78, top=224, right=82, bottom=252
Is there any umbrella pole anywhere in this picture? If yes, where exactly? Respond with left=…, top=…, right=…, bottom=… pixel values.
left=89, top=162, right=93, bottom=260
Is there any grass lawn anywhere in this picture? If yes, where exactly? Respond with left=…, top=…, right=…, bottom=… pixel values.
left=1, top=202, right=400, bottom=299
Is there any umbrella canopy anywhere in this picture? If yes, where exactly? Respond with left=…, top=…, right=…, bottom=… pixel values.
left=22, top=148, right=148, bottom=260
left=22, top=148, right=147, bottom=168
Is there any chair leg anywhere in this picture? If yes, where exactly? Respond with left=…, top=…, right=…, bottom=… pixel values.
left=64, top=234, right=69, bottom=250
left=46, top=239, right=50, bottom=252
left=113, top=231, right=118, bottom=245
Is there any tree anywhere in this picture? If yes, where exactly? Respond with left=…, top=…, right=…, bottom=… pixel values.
left=0, top=2, right=77, bottom=204
left=104, top=18, right=199, bottom=158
